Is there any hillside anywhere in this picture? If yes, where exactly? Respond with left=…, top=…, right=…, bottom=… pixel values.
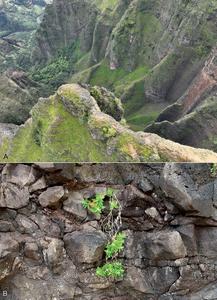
left=1, top=0, right=217, bottom=160
left=29, top=0, right=217, bottom=142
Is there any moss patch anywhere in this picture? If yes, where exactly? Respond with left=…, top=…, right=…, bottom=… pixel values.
left=116, top=132, right=156, bottom=162
left=89, top=60, right=127, bottom=90
left=6, top=98, right=118, bottom=162
left=0, top=137, right=10, bottom=162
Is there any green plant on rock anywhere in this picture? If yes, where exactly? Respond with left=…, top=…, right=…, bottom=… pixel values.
left=82, top=193, right=105, bottom=216
left=102, top=126, right=117, bottom=138
left=82, top=187, right=118, bottom=218
left=105, top=232, right=126, bottom=259
left=96, top=261, right=125, bottom=279
left=82, top=188, right=126, bottom=279
left=210, top=163, right=217, bottom=177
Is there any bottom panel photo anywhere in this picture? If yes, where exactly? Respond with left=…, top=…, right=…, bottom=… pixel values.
left=0, top=163, right=216, bottom=300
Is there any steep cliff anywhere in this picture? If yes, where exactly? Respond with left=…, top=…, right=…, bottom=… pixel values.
left=27, top=0, right=217, bottom=151
left=1, top=163, right=217, bottom=299
left=1, top=83, right=217, bottom=162
left=0, top=0, right=47, bottom=71
left=145, top=47, right=217, bottom=151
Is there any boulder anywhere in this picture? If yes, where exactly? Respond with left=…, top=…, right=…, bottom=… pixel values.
left=143, top=230, right=187, bottom=260
left=38, top=186, right=65, bottom=208
left=24, top=242, right=41, bottom=261
left=161, top=163, right=214, bottom=217
left=0, top=183, right=29, bottom=209
left=89, top=86, right=124, bottom=121
left=196, top=227, right=217, bottom=259
left=64, top=230, right=106, bottom=264
left=42, top=238, right=64, bottom=269
left=29, top=177, right=47, bottom=193
left=0, top=233, right=19, bottom=281
left=124, top=266, right=179, bottom=294
left=2, top=164, right=37, bottom=187
left=15, top=214, right=39, bottom=234
left=63, top=191, right=87, bottom=219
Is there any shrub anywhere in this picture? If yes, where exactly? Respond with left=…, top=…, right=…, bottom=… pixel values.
left=96, top=261, right=125, bottom=279
left=82, top=187, right=126, bottom=279
left=105, top=232, right=126, bottom=259
left=82, top=192, right=105, bottom=216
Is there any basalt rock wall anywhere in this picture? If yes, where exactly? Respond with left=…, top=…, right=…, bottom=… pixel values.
left=0, top=163, right=217, bottom=299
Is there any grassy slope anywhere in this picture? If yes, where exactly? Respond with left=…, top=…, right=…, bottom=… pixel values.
left=6, top=97, right=116, bottom=162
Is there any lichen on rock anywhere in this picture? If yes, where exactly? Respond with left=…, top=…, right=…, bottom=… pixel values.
left=1, top=83, right=217, bottom=162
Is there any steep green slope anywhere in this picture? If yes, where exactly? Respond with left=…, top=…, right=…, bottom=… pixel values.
left=29, top=0, right=217, bottom=136
left=2, top=0, right=217, bottom=154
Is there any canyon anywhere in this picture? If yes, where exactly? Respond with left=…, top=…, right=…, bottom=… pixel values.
left=1, top=0, right=217, bottom=161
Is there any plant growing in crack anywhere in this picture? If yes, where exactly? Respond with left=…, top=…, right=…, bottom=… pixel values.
left=82, top=188, right=126, bottom=279
left=210, top=163, right=217, bottom=177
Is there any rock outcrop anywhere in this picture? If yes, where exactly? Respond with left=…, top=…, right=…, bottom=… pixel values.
left=1, top=83, right=217, bottom=162
left=146, top=48, right=217, bottom=151
left=1, top=163, right=217, bottom=299
left=0, top=73, right=43, bottom=124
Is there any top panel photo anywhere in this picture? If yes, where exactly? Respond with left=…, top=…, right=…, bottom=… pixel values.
left=1, top=0, right=217, bottom=163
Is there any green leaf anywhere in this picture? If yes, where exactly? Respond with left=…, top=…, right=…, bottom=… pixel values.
left=106, top=188, right=114, bottom=197
left=109, top=199, right=119, bottom=211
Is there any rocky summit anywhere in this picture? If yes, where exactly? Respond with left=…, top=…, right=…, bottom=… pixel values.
left=1, top=0, right=217, bottom=160
left=0, top=83, right=217, bottom=162
left=0, top=163, right=217, bottom=299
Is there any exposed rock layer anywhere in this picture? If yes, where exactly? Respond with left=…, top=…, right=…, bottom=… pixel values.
left=1, top=163, right=217, bottom=299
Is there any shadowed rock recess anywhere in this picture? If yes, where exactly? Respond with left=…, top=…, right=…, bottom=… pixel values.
left=1, top=163, right=217, bottom=299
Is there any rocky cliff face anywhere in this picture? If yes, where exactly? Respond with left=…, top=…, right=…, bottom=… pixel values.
left=146, top=47, right=217, bottom=151
left=0, top=0, right=47, bottom=71
left=1, top=83, right=217, bottom=162
left=0, top=0, right=50, bottom=124
left=29, top=0, right=217, bottom=149
left=1, top=163, right=217, bottom=299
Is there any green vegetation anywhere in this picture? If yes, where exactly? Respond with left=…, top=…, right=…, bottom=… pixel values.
left=90, top=60, right=127, bottom=90
left=127, top=112, right=159, bottom=131
left=210, top=163, right=217, bottom=177
left=94, top=0, right=118, bottom=11
left=82, top=188, right=118, bottom=217
left=5, top=96, right=116, bottom=162
left=30, top=41, right=82, bottom=88
left=82, top=192, right=105, bottom=216
left=96, top=261, right=125, bottom=279
left=97, top=232, right=126, bottom=279
left=117, top=132, right=155, bottom=161
left=82, top=188, right=126, bottom=279
left=105, top=232, right=126, bottom=259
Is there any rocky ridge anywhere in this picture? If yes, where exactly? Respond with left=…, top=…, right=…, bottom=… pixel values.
left=1, top=163, right=217, bottom=299
left=1, top=83, right=217, bottom=162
